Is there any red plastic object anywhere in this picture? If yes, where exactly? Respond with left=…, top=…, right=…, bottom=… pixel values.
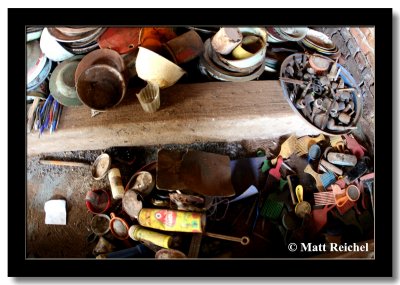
left=343, top=134, right=366, bottom=159
left=85, top=189, right=111, bottom=214
left=311, top=204, right=335, bottom=233
left=269, top=156, right=283, bottom=180
left=98, top=27, right=141, bottom=54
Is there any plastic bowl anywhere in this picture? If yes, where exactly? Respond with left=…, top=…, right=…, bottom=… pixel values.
left=135, top=47, right=186, bottom=89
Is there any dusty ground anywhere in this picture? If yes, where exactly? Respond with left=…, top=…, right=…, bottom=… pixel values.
left=26, top=140, right=282, bottom=258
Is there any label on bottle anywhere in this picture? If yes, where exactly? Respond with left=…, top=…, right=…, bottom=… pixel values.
left=138, top=208, right=204, bottom=233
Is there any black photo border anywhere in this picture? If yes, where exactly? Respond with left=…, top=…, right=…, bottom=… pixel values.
left=9, top=8, right=392, bottom=277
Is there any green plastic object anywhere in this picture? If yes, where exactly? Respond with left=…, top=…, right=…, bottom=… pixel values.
left=261, top=159, right=271, bottom=173
left=260, top=199, right=284, bottom=220
left=256, top=148, right=266, bottom=157
left=279, top=179, right=288, bottom=191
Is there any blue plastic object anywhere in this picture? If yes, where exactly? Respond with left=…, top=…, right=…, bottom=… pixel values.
left=320, top=171, right=336, bottom=189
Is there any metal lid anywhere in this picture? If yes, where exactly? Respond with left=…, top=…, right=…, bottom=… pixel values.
left=49, top=56, right=84, bottom=106
left=91, top=153, right=111, bottom=180
left=122, top=190, right=143, bottom=219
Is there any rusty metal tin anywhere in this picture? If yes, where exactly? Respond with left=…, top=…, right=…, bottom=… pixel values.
left=163, top=30, right=204, bottom=65
left=98, top=27, right=141, bottom=54
left=91, top=153, right=111, bottom=180
left=76, top=64, right=127, bottom=111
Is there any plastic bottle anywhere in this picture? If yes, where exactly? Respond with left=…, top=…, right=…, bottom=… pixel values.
left=128, top=225, right=172, bottom=249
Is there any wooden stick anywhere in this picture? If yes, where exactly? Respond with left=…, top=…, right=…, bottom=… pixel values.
left=39, top=159, right=90, bottom=168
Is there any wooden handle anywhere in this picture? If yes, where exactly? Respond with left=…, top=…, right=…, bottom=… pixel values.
left=39, top=159, right=90, bottom=168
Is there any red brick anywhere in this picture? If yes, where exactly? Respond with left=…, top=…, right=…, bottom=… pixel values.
left=366, top=52, right=375, bottom=68
left=349, top=27, right=365, bottom=46
left=360, top=27, right=371, bottom=38
left=369, top=28, right=375, bottom=37
left=354, top=52, right=367, bottom=72
left=347, top=38, right=359, bottom=55
left=339, top=28, right=352, bottom=43
left=344, top=57, right=363, bottom=85
left=362, top=68, right=375, bottom=87
left=338, top=55, right=347, bottom=66
left=332, top=32, right=349, bottom=58
left=367, top=33, right=375, bottom=50
left=359, top=39, right=374, bottom=56
left=324, top=27, right=340, bottom=37
left=369, top=84, right=375, bottom=98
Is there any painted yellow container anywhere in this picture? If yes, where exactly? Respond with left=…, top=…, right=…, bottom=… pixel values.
left=108, top=168, right=125, bottom=200
left=138, top=208, right=205, bottom=233
left=128, top=225, right=172, bottom=249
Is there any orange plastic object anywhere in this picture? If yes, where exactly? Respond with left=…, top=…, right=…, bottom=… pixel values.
left=98, top=27, right=141, bottom=54
left=139, top=27, right=177, bottom=54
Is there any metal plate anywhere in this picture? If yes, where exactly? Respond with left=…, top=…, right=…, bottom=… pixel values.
left=180, top=150, right=235, bottom=197
left=49, top=56, right=84, bottom=106
left=27, top=58, right=52, bottom=91
left=47, top=27, right=106, bottom=43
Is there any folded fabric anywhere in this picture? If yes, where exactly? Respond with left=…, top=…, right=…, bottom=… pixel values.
left=44, top=199, right=66, bottom=225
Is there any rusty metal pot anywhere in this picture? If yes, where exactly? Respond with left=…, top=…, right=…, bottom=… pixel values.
left=74, top=48, right=127, bottom=83
left=76, top=64, right=126, bottom=111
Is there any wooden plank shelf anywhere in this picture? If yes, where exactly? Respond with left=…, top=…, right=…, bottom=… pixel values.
left=27, top=80, right=319, bottom=155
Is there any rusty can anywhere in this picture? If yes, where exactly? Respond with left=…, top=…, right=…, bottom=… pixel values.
left=137, top=208, right=205, bottom=233
left=108, top=168, right=125, bottom=200
left=128, top=225, right=172, bottom=249
left=163, top=30, right=204, bottom=65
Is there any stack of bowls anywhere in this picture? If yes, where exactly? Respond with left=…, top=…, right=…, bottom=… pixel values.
left=75, top=49, right=128, bottom=111
left=199, top=27, right=267, bottom=82
left=27, top=40, right=52, bottom=96
left=46, top=27, right=105, bottom=56
left=266, top=27, right=309, bottom=43
left=300, top=29, right=340, bottom=59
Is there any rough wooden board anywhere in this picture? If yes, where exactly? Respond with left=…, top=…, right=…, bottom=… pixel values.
left=27, top=81, right=319, bottom=155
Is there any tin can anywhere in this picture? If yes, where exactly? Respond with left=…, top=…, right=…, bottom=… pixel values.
left=129, top=225, right=172, bottom=248
left=108, top=168, right=125, bottom=200
left=138, top=208, right=205, bottom=233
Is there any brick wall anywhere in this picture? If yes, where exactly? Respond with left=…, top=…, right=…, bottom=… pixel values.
left=314, top=27, right=375, bottom=151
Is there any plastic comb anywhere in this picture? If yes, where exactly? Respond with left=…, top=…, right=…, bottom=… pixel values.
left=296, top=134, right=325, bottom=156
left=271, top=135, right=297, bottom=165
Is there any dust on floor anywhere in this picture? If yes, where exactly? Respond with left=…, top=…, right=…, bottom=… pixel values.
left=26, top=140, right=279, bottom=258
